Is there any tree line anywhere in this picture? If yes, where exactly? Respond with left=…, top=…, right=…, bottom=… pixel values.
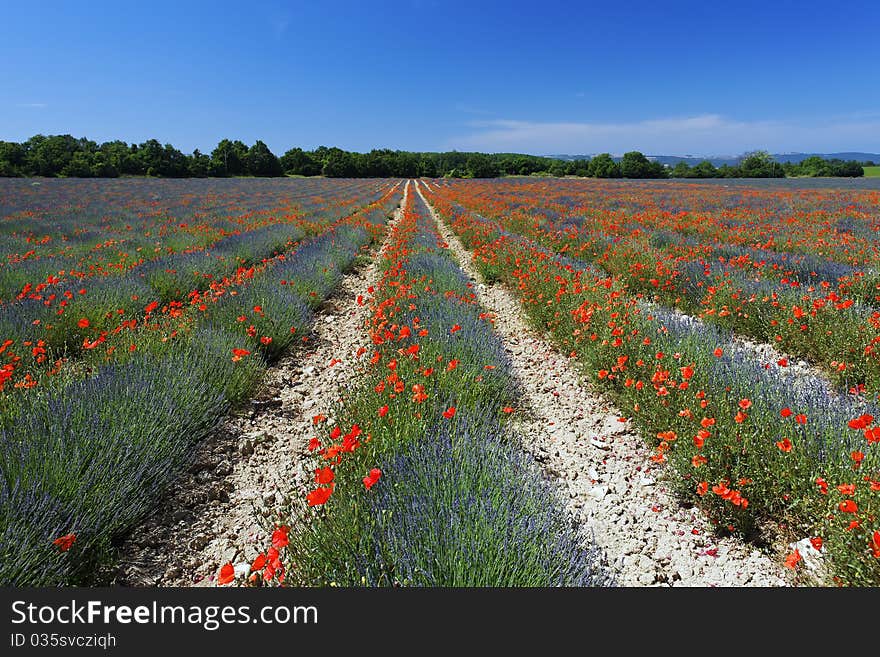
left=0, top=135, right=866, bottom=179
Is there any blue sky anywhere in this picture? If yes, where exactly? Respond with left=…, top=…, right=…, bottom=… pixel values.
left=3, top=0, right=879, bottom=156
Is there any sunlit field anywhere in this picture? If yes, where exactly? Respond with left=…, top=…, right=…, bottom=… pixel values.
left=2, top=176, right=880, bottom=587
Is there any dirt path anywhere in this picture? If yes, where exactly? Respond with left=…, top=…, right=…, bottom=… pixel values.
left=415, top=181, right=792, bottom=587
left=112, top=182, right=409, bottom=587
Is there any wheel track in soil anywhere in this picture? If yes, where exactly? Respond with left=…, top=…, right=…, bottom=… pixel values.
left=415, top=181, right=793, bottom=587
left=112, top=181, right=409, bottom=587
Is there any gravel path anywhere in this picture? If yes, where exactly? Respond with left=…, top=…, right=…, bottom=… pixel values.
left=112, top=183, right=408, bottom=587
left=416, top=181, right=793, bottom=587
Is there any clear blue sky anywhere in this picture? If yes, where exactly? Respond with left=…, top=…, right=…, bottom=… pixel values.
left=3, top=0, right=879, bottom=157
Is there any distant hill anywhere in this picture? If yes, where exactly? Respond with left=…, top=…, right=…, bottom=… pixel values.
left=549, top=152, right=880, bottom=166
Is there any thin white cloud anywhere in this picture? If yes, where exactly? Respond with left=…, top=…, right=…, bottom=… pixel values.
left=447, top=114, right=880, bottom=156
left=454, top=103, right=493, bottom=115
left=16, top=102, right=47, bottom=109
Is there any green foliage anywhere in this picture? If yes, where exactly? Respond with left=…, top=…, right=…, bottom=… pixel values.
left=620, top=151, right=667, bottom=179
left=588, top=153, right=621, bottom=178
left=1, top=134, right=868, bottom=180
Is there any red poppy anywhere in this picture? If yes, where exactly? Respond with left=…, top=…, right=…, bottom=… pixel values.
left=696, top=481, right=708, bottom=496
left=851, top=451, right=865, bottom=466
left=502, top=406, right=514, bottom=414
left=871, top=531, right=880, bottom=559
left=836, top=483, right=855, bottom=496
left=315, top=467, right=335, bottom=484
left=308, top=437, right=322, bottom=451
left=446, top=359, right=459, bottom=371
left=864, top=427, right=880, bottom=443
left=363, top=468, right=382, bottom=490
left=442, top=406, right=456, bottom=419
left=218, top=563, right=235, bottom=585
left=784, top=550, right=801, bottom=569
left=231, top=347, right=251, bottom=362
left=848, top=414, right=873, bottom=430
left=777, top=358, right=788, bottom=367
left=691, top=454, right=707, bottom=467
left=260, top=336, right=272, bottom=345
left=52, top=533, right=76, bottom=551
left=378, top=405, right=389, bottom=417
left=271, top=526, right=289, bottom=549
left=809, top=537, right=823, bottom=551
left=780, top=407, right=793, bottom=418
left=450, top=324, right=462, bottom=334
left=815, top=477, right=828, bottom=495
left=700, top=417, right=715, bottom=428
left=838, top=499, right=858, bottom=513
left=307, top=486, right=333, bottom=506
left=77, top=318, right=89, bottom=329
left=738, top=399, right=752, bottom=410
left=251, top=553, right=267, bottom=572
left=776, top=438, right=792, bottom=452
left=795, top=414, right=807, bottom=425
left=713, top=347, right=723, bottom=357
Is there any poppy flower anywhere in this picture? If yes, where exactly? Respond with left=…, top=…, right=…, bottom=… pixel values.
left=780, top=407, right=793, bottom=418
left=837, top=483, right=855, bottom=496
left=271, top=526, right=290, bottom=549
left=450, top=324, right=462, bottom=334
left=713, top=348, right=723, bottom=357
left=251, top=553, right=267, bottom=572
left=809, top=537, right=823, bottom=552
left=795, top=414, right=807, bottom=425
left=315, top=467, right=335, bottom=484
left=871, top=531, right=880, bottom=559
left=218, top=563, right=235, bottom=585
left=53, top=533, right=76, bottom=552
left=815, top=477, right=828, bottom=495
left=446, top=359, right=459, bottom=371
left=231, top=347, right=251, bottom=362
left=851, top=451, right=865, bottom=466
left=784, top=550, right=801, bottom=569
left=378, top=405, right=389, bottom=417
left=696, top=481, right=708, bottom=496
left=848, top=414, right=874, bottom=430
left=502, top=406, right=514, bottom=414
left=691, top=454, right=707, bottom=468
left=777, top=358, right=788, bottom=367
left=838, top=499, right=858, bottom=514
left=738, top=399, right=752, bottom=410
left=776, top=438, right=792, bottom=452
left=700, top=417, right=716, bottom=428
left=363, top=468, right=382, bottom=490
left=442, top=406, right=456, bottom=419
left=307, top=486, right=333, bottom=507
left=260, top=336, right=272, bottom=345
left=77, top=318, right=89, bottom=329
left=865, top=427, right=880, bottom=443
left=308, top=437, right=322, bottom=451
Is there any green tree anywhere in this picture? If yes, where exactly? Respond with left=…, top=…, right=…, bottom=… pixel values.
left=692, top=160, right=719, bottom=178
left=280, top=147, right=321, bottom=176
left=737, top=150, right=785, bottom=178
left=245, top=140, right=283, bottom=176
left=210, top=139, right=248, bottom=176
left=188, top=149, right=210, bottom=177
left=466, top=153, right=500, bottom=178
left=588, top=153, right=621, bottom=178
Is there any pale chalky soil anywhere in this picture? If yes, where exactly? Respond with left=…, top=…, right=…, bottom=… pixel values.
left=416, top=181, right=792, bottom=587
